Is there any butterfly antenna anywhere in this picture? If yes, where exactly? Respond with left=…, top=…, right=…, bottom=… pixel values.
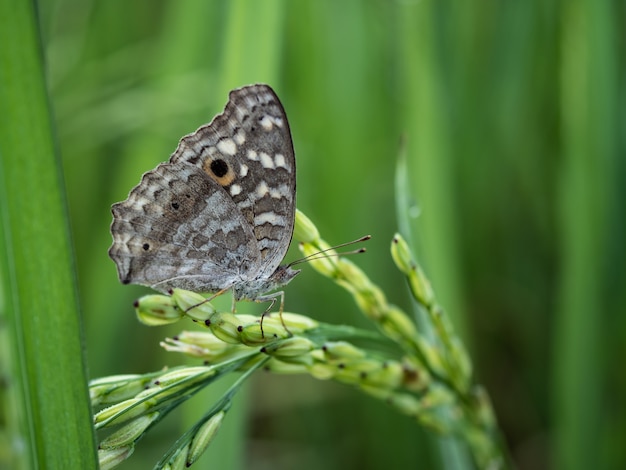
left=288, top=235, right=371, bottom=267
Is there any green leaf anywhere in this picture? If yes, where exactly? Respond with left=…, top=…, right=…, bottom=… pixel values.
left=0, top=1, right=97, bottom=468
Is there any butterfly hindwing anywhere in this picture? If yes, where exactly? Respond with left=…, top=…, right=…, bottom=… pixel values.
left=109, top=163, right=261, bottom=293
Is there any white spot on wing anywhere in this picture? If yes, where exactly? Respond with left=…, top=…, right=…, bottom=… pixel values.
left=259, top=115, right=273, bottom=131
left=275, top=154, right=287, bottom=168
left=254, top=212, right=285, bottom=226
left=230, top=184, right=242, bottom=196
left=181, top=148, right=196, bottom=160
left=259, top=152, right=274, bottom=168
left=238, top=198, right=252, bottom=209
left=217, top=138, right=237, bottom=156
left=239, top=164, right=249, bottom=177
left=269, top=185, right=289, bottom=199
left=234, top=129, right=246, bottom=145
left=256, top=181, right=269, bottom=197
left=247, top=149, right=258, bottom=160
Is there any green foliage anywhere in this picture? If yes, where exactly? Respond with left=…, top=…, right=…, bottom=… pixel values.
left=0, top=1, right=97, bottom=468
left=90, top=212, right=510, bottom=468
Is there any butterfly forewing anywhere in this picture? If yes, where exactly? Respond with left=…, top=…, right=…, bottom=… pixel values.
left=109, top=84, right=297, bottom=296
left=171, top=85, right=296, bottom=278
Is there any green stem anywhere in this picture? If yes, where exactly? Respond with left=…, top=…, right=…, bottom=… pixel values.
left=154, top=356, right=271, bottom=469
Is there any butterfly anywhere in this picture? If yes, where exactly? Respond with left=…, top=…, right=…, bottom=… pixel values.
left=109, top=84, right=300, bottom=313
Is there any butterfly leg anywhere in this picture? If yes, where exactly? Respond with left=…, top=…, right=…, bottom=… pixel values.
left=184, top=287, right=229, bottom=314
left=255, top=291, right=290, bottom=338
left=231, top=288, right=237, bottom=313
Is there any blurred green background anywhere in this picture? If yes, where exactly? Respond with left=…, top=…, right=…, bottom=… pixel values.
left=27, top=0, right=626, bottom=468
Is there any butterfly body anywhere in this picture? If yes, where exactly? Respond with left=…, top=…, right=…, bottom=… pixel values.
left=109, top=84, right=299, bottom=303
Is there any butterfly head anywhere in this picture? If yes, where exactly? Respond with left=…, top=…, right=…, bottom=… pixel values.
left=233, top=265, right=300, bottom=302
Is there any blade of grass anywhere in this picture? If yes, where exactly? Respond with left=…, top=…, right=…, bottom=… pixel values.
left=394, top=3, right=472, bottom=469
left=395, top=141, right=435, bottom=338
left=217, top=0, right=285, bottom=93
left=553, top=1, right=617, bottom=468
left=0, top=1, right=97, bottom=468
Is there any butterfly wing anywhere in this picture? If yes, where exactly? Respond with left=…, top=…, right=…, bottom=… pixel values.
left=170, top=84, right=296, bottom=279
left=109, top=162, right=262, bottom=293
